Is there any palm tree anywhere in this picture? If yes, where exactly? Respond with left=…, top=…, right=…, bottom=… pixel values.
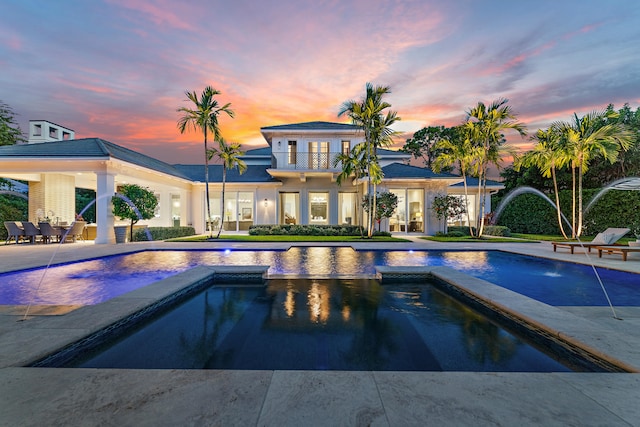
left=208, top=137, right=247, bottom=238
left=177, top=86, right=234, bottom=238
left=334, top=143, right=367, bottom=237
left=338, top=83, right=400, bottom=237
left=555, top=110, right=633, bottom=236
left=464, top=98, right=526, bottom=235
left=515, top=127, right=571, bottom=238
left=433, top=126, right=479, bottom=236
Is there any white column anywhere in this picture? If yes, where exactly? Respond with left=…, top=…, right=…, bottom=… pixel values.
left=95, top=171, right=116, bottom=244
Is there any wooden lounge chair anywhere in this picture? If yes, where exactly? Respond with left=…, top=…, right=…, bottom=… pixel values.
left=4, top=221, right=24, bottom=244
left=21, top=221, right=42, bottom=244
left=595, top=245, right=640, bottom=261
left=551, top=228, right=630, bottom=254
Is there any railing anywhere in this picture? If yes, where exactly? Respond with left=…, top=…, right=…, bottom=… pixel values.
left=272, top=151, right=343, bottom=170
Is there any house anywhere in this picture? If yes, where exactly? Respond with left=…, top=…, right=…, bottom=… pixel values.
left=0, top=120, right=501, bottom=243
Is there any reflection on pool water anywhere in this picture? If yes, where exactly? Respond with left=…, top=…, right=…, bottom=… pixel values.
left=1, top=248, right=639, bottom=306
left=64, top=279, right=578, bottom=372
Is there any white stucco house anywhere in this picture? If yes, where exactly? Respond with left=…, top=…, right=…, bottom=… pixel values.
left=0, top=120, right=502, bottom=243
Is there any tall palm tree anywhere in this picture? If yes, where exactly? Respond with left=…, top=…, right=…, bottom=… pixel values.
left=338, top=83, right=400, bottom=237
left=433, top=126, right=479, bottom=236
left=177, top=86, right=234, bottom=238
left=464, top=98, right=526, bottom=235
left=515, top=127, right=571, bottom=238
left=208, top=137, right=247, bottom=238
left=555, top=110, right=633, bottom=236
left=334, top=143, right=367, bottom=237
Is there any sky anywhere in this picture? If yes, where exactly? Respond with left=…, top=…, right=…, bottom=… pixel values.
left=2, top=0, right=640, bottom=165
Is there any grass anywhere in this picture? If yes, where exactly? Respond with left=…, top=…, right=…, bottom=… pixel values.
left=169, top=234, right=411, bottom=243
left=421, top=235, right=537, bottom=243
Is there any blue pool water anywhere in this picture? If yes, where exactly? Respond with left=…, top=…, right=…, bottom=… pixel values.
left=1, top=248, right=639, bottom=306
left=63, top=279, right=578, bottom=372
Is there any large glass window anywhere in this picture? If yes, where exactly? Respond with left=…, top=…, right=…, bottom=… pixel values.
left=280, top=192, right=299, bottom=225
left=238, top=192, right=254, bottom=230
left=309, top=192, right=329, bottom=224
left=171, top=194, right=180, bottom=227
left=208, top=191, right=222, bottom=231
left=209, top=191, right=254, bottom=231
left=338, top=192, right=357, bottom=225
left=389, top=189, right=424, bottom=232
left=408, top=189, right=424, bottom=232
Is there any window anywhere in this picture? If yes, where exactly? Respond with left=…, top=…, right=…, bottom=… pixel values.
left=280, top=192, right=300, bottom=224
left=33, top=124, right=42, bottom=136
left=309, top=142, right=329, bottom=169
left=338, top=192, right=357, bottom=225
left=341, top=140, right=350, bottom=156
left=288, top=141, right=297, bottom=164
left=309, top=192, right=328, bottom=224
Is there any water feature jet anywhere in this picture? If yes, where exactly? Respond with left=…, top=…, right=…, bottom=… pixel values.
left=493, top=186, right=621, bottom=320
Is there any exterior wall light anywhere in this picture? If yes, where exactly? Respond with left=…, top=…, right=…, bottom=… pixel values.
left=264, top=198, right=268, bottom=207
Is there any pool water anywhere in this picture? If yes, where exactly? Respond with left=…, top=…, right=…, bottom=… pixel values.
left=1, top=248, right=639, bottom=307
left=64, top=279, right=577, bottom=372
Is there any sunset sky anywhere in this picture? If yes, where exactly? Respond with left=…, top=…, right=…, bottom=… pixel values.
left=2, top=0, right=639, bottom=164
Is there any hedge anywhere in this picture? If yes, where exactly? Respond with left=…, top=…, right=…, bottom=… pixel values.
left=493, top=188, right=640, bottom=236
left=132, top=226, right=196, bottom=241
left=249, top=224, right=368, bottom=236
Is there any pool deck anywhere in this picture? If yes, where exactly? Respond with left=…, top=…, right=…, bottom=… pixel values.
left=1, top=237, right=639, bottom=426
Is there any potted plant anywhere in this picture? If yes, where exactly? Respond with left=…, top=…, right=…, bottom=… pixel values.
left=630, top=222, right=640, bottom=247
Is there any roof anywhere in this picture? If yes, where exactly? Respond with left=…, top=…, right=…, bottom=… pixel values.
left=377, top=148, right=410, bottom=157
left=451, top=176, right=504, bottom=188
left=173, top=164, right=278, bottom=183
left=381, top=162, right=461, bottom=179
left=260, top=121, right=360, bottom=132
left=0, top=138, right=192, bottom=180
left=242, top=147, right=271, bottom=156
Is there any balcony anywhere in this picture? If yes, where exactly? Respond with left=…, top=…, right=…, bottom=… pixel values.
left=271, top=151, right=343, bottom=170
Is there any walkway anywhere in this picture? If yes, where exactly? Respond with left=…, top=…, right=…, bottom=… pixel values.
left=1, top=238, right=639, bottom=426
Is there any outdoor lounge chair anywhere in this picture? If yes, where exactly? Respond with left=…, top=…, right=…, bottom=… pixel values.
left=21, top=221, right=42, bottom=244
left=38, top=222, right=62, bottom=244
left=551, top=227, right=630, bottom=254
left=4, top=221, right=25, bottom=244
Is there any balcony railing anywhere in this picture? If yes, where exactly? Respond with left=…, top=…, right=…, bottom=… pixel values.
left=272, top=151, right=343, bottom=170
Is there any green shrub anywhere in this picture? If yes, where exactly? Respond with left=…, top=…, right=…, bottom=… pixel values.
left=483, top=225, right=511, bottom=237
left=249, top=224, right=365, bottom=236
left=447, top=225, right=476, bottom=236
left=445, top=231, right=466, bottom=237
left=132, top=226, right=196, bottom=241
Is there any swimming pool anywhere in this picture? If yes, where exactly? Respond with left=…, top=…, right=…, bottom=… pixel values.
left=2, top=248, right=639, bottom=307
left=53, top=279, right=584, bottom=372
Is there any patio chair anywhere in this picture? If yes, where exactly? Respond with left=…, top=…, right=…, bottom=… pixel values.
left=62, top=221, right=86, bottom=243
left=551, top=227, right=630, bottom=254
left=4, top=221, right=24, bottom=244
left=21, top=221, right=42, bottom=244
left=39, top=221, right=62, bottom=244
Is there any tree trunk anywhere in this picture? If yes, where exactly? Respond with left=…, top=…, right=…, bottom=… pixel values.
left=216, top=168, right=226, bottom=239
left=204, top=128, right=212, bottom=238
left=552, top=167, right=569, bottom=239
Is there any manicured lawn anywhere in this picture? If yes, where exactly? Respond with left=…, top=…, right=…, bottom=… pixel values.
left=169, top=234, right=411, bottom=243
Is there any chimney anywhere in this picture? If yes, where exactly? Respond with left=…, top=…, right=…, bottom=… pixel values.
left=28, top=120, right=75, bottom=144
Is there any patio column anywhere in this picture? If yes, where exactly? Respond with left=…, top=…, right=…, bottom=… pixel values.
left=95, top=171, right=116, bottom=244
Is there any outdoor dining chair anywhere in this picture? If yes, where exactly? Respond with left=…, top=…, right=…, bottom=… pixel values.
left=4, top=221, right=24, bottom=244
left=38, top=222, right=62, bottom=244
left=21, top=221, right=42, bottom=244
